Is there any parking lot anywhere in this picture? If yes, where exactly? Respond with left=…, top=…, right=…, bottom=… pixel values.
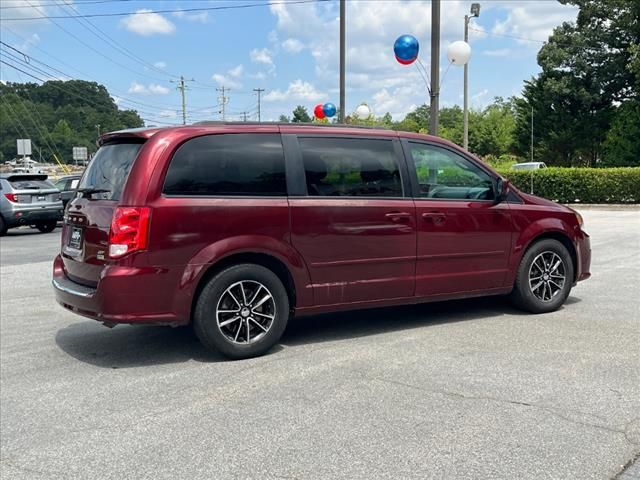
left=1, top=208, right=638, bottom=479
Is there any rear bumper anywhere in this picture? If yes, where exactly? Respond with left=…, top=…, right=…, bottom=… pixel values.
left=5, top=206, right=63, bottom=227
left=52, top=254, right=187, bottom=326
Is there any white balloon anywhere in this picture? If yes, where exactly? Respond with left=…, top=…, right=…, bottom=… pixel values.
left=355, top=104, right=371, bottom=118
left=447, top=40, right=471, bottom=66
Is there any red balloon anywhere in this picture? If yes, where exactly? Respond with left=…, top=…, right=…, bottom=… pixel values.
left=314, top=104, right=326, bottom=119
left=395, top=55, right=416, bottom=65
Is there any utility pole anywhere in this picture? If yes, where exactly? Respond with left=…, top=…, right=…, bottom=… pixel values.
left=531, top=105, right=534, bottom=163
left=339, top=0, right=345, bottom=123
left=253, top=88, right=265, bottom=122
left=241, top=111, right=248, bottom=122
left=429, top=0, right=441, bottom=135
left=217, top=86, right=230, bottom=121
left=170, top=75, right=194, bottom=125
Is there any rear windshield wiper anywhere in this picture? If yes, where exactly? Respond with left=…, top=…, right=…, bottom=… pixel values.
left=77, top=187, right=111, bottom=197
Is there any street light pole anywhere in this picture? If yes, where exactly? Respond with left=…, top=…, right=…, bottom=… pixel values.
left=339, top=0, right=346, bottom=123
left=429, top=0, right=440, bottom=135
left=463, top=3, right=480, bottom=151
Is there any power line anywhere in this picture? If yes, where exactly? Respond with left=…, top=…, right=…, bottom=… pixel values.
left=0, top=38, right=187, bottom=112
left=3, top=0, right=327, bottom=21
left=53, top=0, right=180, bottom=79
left=19, top=0, right=173, bottom=83
left=1, top=0, right=136, bottom=9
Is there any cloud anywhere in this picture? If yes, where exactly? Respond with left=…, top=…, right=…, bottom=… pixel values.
left=482, top=48, right=511, bottom=57
left=159, top=110, right=177, bottom=118
left=1, top=0, right=50, bottom=31
left=153, top=61, right=167, bottom=69
left=172, top=9, right=209, bottom=23
left=488, top=1, right=578, bottom=44
left=127, top=81, right=170, bottom=95
left=250, top=48, right=274, bottom=66
left=211, top=73, right=242, bottom=90
left=121, top=9, right=175, bottom=36
left=228, top=64, right=244, bottom=78
left=265, top=0, right=578, bottom=119
left=17, top=33, right=40, bottom=52
left=282, top=38, right=304, bottom=53
left=471, top=88, right=489, bottom=102
left=264, top=79, right=327, bottom=102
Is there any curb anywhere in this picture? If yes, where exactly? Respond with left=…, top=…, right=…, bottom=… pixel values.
left=564, top=204, right=640, bottom=211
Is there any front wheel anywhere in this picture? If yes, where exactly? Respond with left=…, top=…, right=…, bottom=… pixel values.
left=510, top=239, right=574, bottom=313
left=36, top=220, right=57, bottom=233
left=193, top=264, right=290, bottom=359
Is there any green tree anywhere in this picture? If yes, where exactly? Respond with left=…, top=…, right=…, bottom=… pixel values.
left=291, top=105, right=311, bottom=123
left=513, top=0, right=639, bottom=166
left=0, top=80, right=143, bottom=163
left=602, top=101, right=640, bottom=166
left=278, top=115, right=290, bottom=123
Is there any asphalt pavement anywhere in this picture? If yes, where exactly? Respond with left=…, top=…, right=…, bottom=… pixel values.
left=1, top=209, right=639, bottom=479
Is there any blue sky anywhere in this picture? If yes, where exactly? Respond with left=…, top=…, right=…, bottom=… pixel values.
left=1, top=0, right=579, bottom=125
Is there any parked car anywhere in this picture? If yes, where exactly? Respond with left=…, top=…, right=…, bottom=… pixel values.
left=512, top=162, right=547, bottom=170
left=53, top=175, right=81, bottom=209
left=0, top=173, right=64, bottom=236
left=52, top=124, right=591, bottom=359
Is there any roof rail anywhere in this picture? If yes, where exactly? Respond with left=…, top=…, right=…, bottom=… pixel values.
left=191, top=121, right=390, bottom=130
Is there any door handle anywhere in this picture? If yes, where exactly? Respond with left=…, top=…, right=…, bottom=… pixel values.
left=385, top=212, right=412, bottom=221
left=422, top=212, right=446, bottom=223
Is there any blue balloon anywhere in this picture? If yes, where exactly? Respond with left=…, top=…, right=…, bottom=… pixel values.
left=394, top=34, right=419, bottom=64
left=322, top=102, right=337, bottom=118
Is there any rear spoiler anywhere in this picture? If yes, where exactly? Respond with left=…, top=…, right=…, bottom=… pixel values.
left=4, top=174, right=48, bottom=181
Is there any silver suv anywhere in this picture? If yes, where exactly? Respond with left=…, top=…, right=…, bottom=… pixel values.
left=0, top=174, right=64, bottom=236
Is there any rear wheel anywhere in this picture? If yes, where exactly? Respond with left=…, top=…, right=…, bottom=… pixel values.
left=36, top=220, right=57, bottom=233
left=193, top=264, right=290, bottom=359
left=0, top=216, right=7, bottom=236
left=510, top=239, right=574, bottom=313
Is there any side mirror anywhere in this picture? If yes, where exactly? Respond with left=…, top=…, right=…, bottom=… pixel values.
left=494, top=178, right=509, bottom=203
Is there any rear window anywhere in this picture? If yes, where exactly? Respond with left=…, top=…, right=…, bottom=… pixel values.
left=79, top=141, right=144, bottom=200
left=163, top=133, right=286, bottom=196
left=9, top=178, right=55, bottom=190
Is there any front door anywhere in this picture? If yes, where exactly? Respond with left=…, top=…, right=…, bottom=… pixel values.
left=289, top=135, right=416, bottom=306
left=404, top=141, right=513, bottom=297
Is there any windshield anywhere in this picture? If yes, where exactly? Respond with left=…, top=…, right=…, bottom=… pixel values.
left=79, top=141, right=144, bottom=200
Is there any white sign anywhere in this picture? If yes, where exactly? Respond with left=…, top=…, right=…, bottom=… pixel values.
left=72, top=146, right=88, bottom=161
left=17, top=139, right=32, bottom=156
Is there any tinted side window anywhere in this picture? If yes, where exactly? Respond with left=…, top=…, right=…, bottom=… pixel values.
left=299, top=137, right=402, bottom=197
left=163, top=134, right=286, bottom=196
left=409, top=143, right=495, bottom=200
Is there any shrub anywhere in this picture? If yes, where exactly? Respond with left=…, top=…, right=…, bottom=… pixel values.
left=496, top=167, right=640, bottom=204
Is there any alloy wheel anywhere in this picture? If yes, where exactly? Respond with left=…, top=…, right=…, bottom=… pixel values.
left=528, top=251, right=566, bottom=302
left=216, top=280, right=276, bottom=344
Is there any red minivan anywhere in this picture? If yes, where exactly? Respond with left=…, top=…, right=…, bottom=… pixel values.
left=53, top=124, right=591, bottom=359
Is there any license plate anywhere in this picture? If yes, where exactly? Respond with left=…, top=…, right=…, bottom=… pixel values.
left=69, top=227, right=83, bottom=250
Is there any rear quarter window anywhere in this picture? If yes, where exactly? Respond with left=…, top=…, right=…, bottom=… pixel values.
left=79, top=141, right=144, bottom=200
left=163, top=133, right=287, bottom=196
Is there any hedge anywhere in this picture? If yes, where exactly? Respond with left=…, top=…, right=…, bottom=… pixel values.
left=496, top=167, right=640, bottom=204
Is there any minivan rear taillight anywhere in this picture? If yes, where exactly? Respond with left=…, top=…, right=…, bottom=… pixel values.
left=109, top=207, right=151, bottom=258
left=4, top=193, right=18, bottom=203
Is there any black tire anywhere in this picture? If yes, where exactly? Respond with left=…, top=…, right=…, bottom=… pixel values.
left=510, top=238, right=574, bottom=313
left=193, top=264, right=290, bottom=359
left=35, top=220, right=57, bottom=233
left=0, top=216, right=7, bottom=236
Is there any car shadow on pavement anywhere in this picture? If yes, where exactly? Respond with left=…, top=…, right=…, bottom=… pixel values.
left=281, top=295, right=581, bottom=347
left=55, top=322, right=229, bottom=368
left=55, top=295, right=581, bottom=367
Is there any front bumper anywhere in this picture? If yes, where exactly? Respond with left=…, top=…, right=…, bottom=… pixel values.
left=575, top=229, right=591, bottom=282
left=52, top=254, right=185, bottom=326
